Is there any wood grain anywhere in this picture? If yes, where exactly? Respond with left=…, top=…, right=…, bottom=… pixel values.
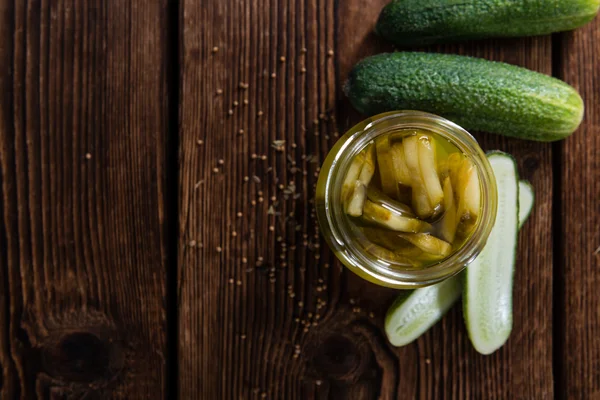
left=559, top=17, right=600, bottom=399
left=182, top=0, right=556, bottom=398
left=0, top=0, right=16, bottom=398
left=179, top=0, right=342, bottom=398
left=0, top=1, right=170, bottom=398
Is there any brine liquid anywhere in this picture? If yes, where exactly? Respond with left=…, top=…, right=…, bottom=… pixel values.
left=340, top=128, right=482, bottom=269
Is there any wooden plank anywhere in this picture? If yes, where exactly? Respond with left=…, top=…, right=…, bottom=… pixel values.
left=0, top=1, right=170, bottom=398
left=335, top=1, right=555, bottom=398
left=179, top=0, right=343, bottom=397
left=182, top=0, right=555, bottom=398
left=559, top=18, right=600, bottom=399
left=0, top=0, right=16, bottom=398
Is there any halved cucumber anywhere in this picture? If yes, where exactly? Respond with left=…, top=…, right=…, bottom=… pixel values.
left=518, top=180, right=534, bottom=229
left=385, top=277, right=462, bottom=346
left=464, top=151, right=519, bottom=355
left=384, top=159, right=534, bottom=348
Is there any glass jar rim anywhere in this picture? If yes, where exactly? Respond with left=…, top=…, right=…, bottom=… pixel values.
left=316, top=110, right=497, bottom=288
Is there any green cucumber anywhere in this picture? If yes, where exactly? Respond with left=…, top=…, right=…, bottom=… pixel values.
left=385, top=276, right=461, bottom=346
left=376, top=0, right=600, bottom=46
left=464, top=152, right=519, bottom=355
left=345, top=52, right=584, bottom=142
left=384, top=173, right=534, bottom=348
left=518, top=180, right=535, bottom=229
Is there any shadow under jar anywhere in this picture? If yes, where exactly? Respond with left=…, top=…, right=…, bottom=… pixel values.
left=316, top=111, right=498, bottom=289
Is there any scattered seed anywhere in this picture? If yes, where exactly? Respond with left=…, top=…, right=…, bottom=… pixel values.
left=271, top=73, right=277, bottom=78
left=327, top=49, right=334, bottom=57
left=239, top=82, right=249, bottom=89
left=229, top=278, right=234, bottom=284
left=243, top=176, right=249, bottom=182
left=232, top=231, right=237, bottom=237
left=243, top=99, right=249, bottom=105
left=236, top=280, right=242, bottom=286
left=85, top=153, right=92, bottom=159
left=197, top=139, right=204, bottom=145
left=269, top=226, right=275, bottom=231
left=279, top=56, right=286, bottom=62
left=260, top=155, right=267, bottom=161
left=252, top=175, right=261, bottom=183
left=301, top=48, right=307, bottom=53
left=238, top=129, right=244, bottom=135
left=257, top=111, right=264, bottom=117
left=233, top=101, right=239, bottom=107
left=241, top=334, right=247, bottom=339
left=258, top=197, right=264, bottom=203
left=278, top=184, right=285, bottom=190
left=212, top=46, right=219, bottom=53
left=216, top=89, right=223, bottom=95
left=213, top=167, right=219, bottom=173
left=216, top=246, right=222, bottom=252
left=242, top=257, right=248, bottom=263
left=218, top=159, right=224, bottom=165
left=300, top=68, right=306, bottom=74
left=251, top=200, right=256, bottom=206
left=228, top=109, right=234, bottom=115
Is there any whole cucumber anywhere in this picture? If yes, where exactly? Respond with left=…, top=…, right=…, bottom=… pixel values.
left=376, top=0, right=600, bottom=46
left=344, top=52, right=584, bottom=142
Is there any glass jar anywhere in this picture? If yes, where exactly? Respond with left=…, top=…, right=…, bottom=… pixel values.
left=316, top=111, right=497, bottom=289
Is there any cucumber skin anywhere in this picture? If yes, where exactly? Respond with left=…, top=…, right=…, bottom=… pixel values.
left=345, top=52, right=584, bottom=142
left=376, top=0, right=600, bottom=46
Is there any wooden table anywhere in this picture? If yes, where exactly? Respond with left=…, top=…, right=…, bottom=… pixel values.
left=0, top=1, right=598, bottom=398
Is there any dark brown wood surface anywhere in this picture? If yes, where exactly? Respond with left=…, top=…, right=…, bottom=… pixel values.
left=559, top=21, right=600, bottom=400
left=0, top=0, right=598, bottom=399
left=0, top=1, right=171, bottom=398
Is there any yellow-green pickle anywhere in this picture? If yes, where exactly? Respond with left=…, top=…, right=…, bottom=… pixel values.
left=341, top=129, right=481, bottom=269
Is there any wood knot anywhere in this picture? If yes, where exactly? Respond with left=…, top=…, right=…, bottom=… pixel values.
left=42, top=331, right=121, bottom=383
left=309, top=333, right=372, bottom=382
left=37, top=314, right=124, bottom=386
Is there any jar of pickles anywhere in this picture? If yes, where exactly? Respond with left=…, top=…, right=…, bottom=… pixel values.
left=315, top=111, right=498, bottom=288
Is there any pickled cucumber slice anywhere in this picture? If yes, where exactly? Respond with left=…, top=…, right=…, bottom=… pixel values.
left=362, top=227, right=426, bottom=258
left=403, top=135, right=434, bottom=219
left=375, top=136, right=400, bottom=199
left=363, top=242, right=421, bottom=267
left=397, top=233, right=452, bottom=257
left=461, top=159, right=481, bottom=218
left=341, top=150, right=365, bottom=204
left=358, top=142, right=376, bottom=185
left=346, top=181, right=366, bottom=217
left=418, top=135, right=444, bottom=209
left=366, top=186, right=415, bottom=217
left=390, top=142, right=412, bottom=186
left=439, top=177, right=458, bottom=243
left=362, top=200, right=424, bottom=233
